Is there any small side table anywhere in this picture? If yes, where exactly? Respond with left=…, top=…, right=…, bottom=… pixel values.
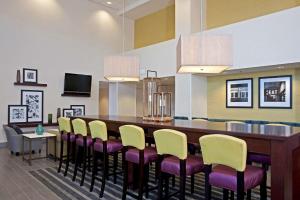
left=22, top=132, right=57, bottom=166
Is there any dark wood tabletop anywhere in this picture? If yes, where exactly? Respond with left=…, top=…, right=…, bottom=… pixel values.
left=80, top=115, right=300, bottom=140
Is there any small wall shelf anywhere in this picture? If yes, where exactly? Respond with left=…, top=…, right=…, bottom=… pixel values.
left=14, top=82, right=47, bottom=87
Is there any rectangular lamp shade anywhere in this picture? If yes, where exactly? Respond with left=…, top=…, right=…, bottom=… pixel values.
left=104, top=56, right=140, bottom=82
left=177, top=34, right=233, bottom=74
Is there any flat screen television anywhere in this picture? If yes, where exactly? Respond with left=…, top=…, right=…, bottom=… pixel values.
left=63, top=73, right=92, bottom=96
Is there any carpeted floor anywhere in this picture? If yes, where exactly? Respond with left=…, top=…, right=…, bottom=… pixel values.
left=29, top=160, right=270, bottom=200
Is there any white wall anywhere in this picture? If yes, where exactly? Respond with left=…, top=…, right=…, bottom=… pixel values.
left=0, top=0, right=134, bottom=143
left=191, top=75, right=207, bottom=118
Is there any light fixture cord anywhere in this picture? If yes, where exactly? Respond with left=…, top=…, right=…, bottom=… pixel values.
left=122, top=0, right=125, bottom=55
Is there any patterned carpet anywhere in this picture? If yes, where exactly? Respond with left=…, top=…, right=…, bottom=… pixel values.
left=29, top=160, right=270, bottom=200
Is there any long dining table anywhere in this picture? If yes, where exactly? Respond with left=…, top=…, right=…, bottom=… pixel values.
left=76, top=115, right=300, bottom=200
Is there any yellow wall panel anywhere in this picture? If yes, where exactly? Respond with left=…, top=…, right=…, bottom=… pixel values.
left=207, top=0, right=300, bottom=29
left=134, top=4, right=175, bottom=49
left=207, top=68, right=300, bottom=122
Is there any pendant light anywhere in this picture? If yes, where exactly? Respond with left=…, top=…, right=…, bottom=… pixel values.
left=177, top=0, right=232, bottom=74
left=103, top=0, right=140, bottom=82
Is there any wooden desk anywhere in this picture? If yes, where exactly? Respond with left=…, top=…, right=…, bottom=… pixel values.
left=77, top=115, right=300, bottom=200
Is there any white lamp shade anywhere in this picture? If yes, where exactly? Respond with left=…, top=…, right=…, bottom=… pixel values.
left=104, top=55, right=140, bottom=82
left=177, top=34, right=233, bottom=74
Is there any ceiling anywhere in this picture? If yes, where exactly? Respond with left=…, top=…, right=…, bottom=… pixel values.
left=88, top=0, right=174, bottom=19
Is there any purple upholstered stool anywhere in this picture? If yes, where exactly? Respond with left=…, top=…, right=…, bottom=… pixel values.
left=248, top=153, right=271, bottom=166
left=125, top=146, right=158, bottom=164
left=94, top=138, right=123, bottom=153
left=161, top=155, right=203, bottom=176
left=209, top=165, right=264, bottom=192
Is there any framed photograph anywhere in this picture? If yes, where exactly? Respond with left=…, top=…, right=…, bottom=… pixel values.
left=23, top=68, right=38, bottom=83
left=226, top=78, right=253, bottom=108
left=63, top=109, right=74, bottom=117
left=70, top=105, right=85, bottom=116
left=259, top=75, right=292, bottom=109
left=21, top=90, right=44, bottom=123
left=8, top=105, right=28, bottom=124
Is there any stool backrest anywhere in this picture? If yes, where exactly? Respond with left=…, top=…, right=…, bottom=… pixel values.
left=200, top=134, right=247, bottom=172
left=119, top=125, right=145, bottom=150
left=72, top=118, right=87, bottom=136
left=154, top=129, right=187, bottom=160
left=89, top=120, right=108, bottom=141
left=58, top=117, right=71, bottom=133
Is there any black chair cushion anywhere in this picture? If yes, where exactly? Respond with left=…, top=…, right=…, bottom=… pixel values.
left=11, top=125, right=23, bottom=135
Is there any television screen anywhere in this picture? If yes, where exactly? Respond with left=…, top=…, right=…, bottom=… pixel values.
left=64, top=73, right=92, bottom=94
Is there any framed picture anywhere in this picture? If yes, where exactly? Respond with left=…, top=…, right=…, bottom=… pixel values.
left=23, top=68, right=38, bottom=83
left=259, top=75, right=292, bottom=109
left=226, top=78, right=253, bottom=108
left=70, top=105, right=85, bottom=116
left=63, top=109, right=74, bottom=117
left=21, top=90, right=44, bottom=123
left=8, top=105, right=28, bottom=124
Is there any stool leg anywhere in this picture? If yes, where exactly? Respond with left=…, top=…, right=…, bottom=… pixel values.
left=100, top=151, right=108, bottom=198
left=205, top=165, right=212, bottom=200
left=179, top=160, right=186, bottom=200
left=223, top=189, right=229, bottom=200
left=72, top=142, right=76, bottom=163
left=88, top=147, right=91, bottom=172
left=113, top=152, right=118, bottom=184
left=191, top=174, right=195, bottom=194
left=80, top=145, right=87, bottom=186
left=246, top=190, right=251, bottom=200
left=73, top=146, right=80, bottom=182
left=64, top=139, right=71, bottom=176
left=172, top=175, right=175, bottom=187
left=165, top=175, right=169, bottom=198
left=230, top=191, right=234, bottom=200
left=157, top=172, right=164, bottom=200
left=57, top=138, right=64, bottom=173
left=260, top=164, right=267, bottom=200
left=122, top=149, right=128, bottom=200
left=145, top=165, right=149, bottom=198
left=90, top=151, right=98, bottom=192
left=138, top=162, right=145, bottom=200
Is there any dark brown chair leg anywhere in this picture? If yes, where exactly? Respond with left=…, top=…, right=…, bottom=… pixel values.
left=73, top=146, right=81, bottom=181
left=72, top=142, right=76, bottom=163
left=87, top=147, right=91, bottom=172
left=191, top=174, right=195, bottom=194
left=157, top=155, right=163, bottom=200
left=80, top=139, right=87, bottom=186
left=223, top=189, right=229, bottom=200
left=57, top=136, right=64, bottom=173
left=237, top=171, right=245, bottom=200
left=230, top=191, right=234, bottom=200
left=64, top=138, right=71, bottom=176
left=122, top=147, right=128, bottom=200
left=113, top=152, right=118, bottom=184
left=260, top=164, right=267, bottom=200
left=100, top=145, right=108, bottom=198
left=145, top=165, right=149, bottom=198
left=165, top=175, right=170, bottom=198
left=205, top=165, right=212, bottom=200
left=172, top=175, right=175, bottom=187
left=90, top=151, right=98, bottom=192
left=138, top=150, right=145, bottom=200
left=246, top=189, right=251, bottom=200
left=179, top=159, right=186, bottom=200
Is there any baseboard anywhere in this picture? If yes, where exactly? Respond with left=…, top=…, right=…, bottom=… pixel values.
left=0, top=142, right=7, bottom=148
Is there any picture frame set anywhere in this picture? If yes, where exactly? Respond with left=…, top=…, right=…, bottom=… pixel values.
left=8, top=90, right=44, bottom=124
left=63, top=105, right=85, bottom=117
left=226, top=75, right=292, bottom=109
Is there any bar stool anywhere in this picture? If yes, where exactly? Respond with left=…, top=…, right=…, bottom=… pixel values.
left=200, top=134, right=267, bottom=200
left=89, top=120, right=123, bottom=198
left=57, top=117, right=76, bottom=176
left=72, top=118, right=93, bottom=186
left=120, top=125, right=158, bottom=200
left=154, top=129, right=204, bottom=200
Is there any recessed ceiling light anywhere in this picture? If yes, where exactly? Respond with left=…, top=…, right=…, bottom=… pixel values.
left=106, top=1, right=112, bottom=4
